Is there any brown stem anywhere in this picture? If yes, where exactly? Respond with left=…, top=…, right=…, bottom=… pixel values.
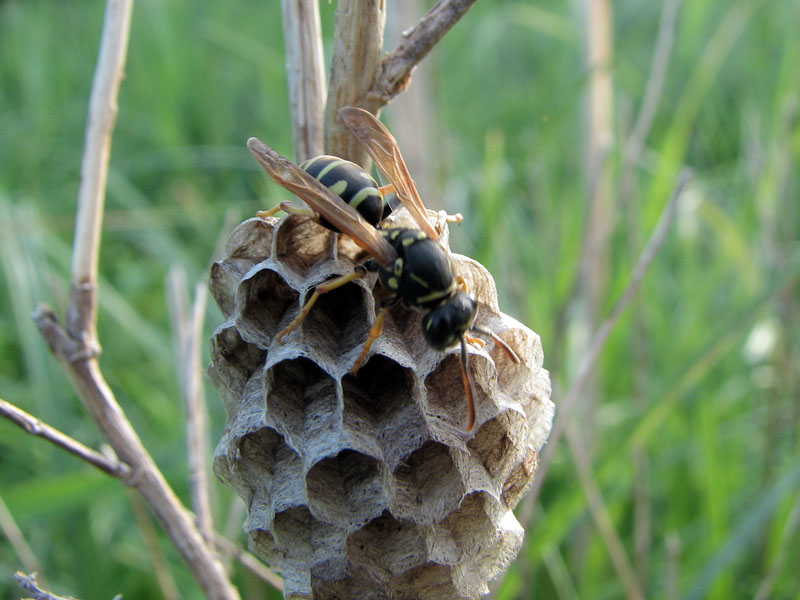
left=324, top=0, right=387, bottom=164
left=368, top=0, right=480, bottom=111
left=281, top=0, right=326, bottom=161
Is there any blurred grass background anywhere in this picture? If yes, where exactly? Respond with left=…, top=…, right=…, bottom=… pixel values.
left=1, top=0, right=798, bottom=598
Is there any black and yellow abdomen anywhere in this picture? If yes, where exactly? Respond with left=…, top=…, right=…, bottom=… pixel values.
left=300, top=155, right=392, bottom=229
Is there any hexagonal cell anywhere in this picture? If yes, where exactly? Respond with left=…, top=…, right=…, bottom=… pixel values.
left=344, top=357, right=427, bottom=469
left=391, top=441, right=466, bottom=524
left=502, top=445, right=539, bottom=510
left=236, top=265, right=298, bottom=347
left=273, top=215, right=335, bottom=277
left=209, top=259, right=252, bottom=318
left=225, top=216, right=275, bottom=260
left=389, top=563, right=460, bottom=600
left=467, top=409, right=528, bottom=481
left=270, top=505, right=315, bottom=558
left=209, top=323, right=266, bottom=400
left=265, top=357, right=338, bottom=447
left=424, top=351, right=495, bottom=432
left=347, top=512, right=427, bottom=577
left=296, top=273, right=373, bottom=356
left=447, top=492, right=524, bottom=597
left=306, top=449, right=387, bottom=529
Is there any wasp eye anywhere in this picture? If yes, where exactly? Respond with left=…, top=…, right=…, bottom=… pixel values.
left=422, top=292, right=478, bottom=350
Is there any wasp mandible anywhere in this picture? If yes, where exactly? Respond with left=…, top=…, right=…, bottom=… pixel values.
left=247, top=107, right=518, bottom=431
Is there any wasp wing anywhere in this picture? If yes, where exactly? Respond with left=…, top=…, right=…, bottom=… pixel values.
left=338, top=107, right=439, bottom=240
left=247, top=137, right=396, bottom=267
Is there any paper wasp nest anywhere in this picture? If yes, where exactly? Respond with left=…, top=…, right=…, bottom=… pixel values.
left=209, top=211, right=553, bottom=599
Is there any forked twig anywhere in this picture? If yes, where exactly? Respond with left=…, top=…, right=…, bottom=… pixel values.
left=368, top=0, right=480, bottom=110
left=26, top=1, right=242, bottom=598
left=0, top=397, right=129, bottom=478
left=281, top=0, right=326, bottom=161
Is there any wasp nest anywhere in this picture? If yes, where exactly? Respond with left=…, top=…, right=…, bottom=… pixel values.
left=209, top=211, right=553, bottom=599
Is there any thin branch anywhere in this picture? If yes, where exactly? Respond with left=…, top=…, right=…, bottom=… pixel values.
left=14, top=571, right=118, bottom=600
left=68, top=0, right=133, bottom=350
left=368, top=0, right=480, bottom=111
left=31, top=1, right=240, bottom=596
left=186, top=282, right=214, bottom=547
left=0, top=397, right=130, bottom=478
left=526, top=168, right=692, bottom=504
left=567, top=425, right=645, bottom=600
left=281, top=0, right=327, bottom=161
left=33, top=306, right=240, bottom=600
left=0, top=494, right=46, bottom=586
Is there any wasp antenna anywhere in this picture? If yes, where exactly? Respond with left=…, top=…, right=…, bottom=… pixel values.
left=460, top=335, right=476, bottom=431
left=470, top=325, right=520, bottom=364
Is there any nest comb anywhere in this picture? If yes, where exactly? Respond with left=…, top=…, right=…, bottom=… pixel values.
left=208, top=211, right=553, bottom=599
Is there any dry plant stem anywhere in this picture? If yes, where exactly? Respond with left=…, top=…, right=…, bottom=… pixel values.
left=566, top=424, right=645, bottom=600
left=69, top=0, right=133, bottom=351
left=14, top=571, right=113, bottom=600
left=527, top=168, right=692, bottom=504
left=0, top=494, right=45, bottom=586
left=281, top=0, right=326, bottom=161
left=31, top=1, right=240, bottom=597
left=324, top=0, right=386, bottom=164
left=34, top=306, right=240, bottom=600
left=368, top=0, right=480, bottom=111
left=185, top=282, right=214, bottom=547
left=0, top=397, right=130, bottom=478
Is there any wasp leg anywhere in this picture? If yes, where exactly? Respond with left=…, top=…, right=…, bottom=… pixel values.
left=378, top=183, right=395, bottom=196
left=460, top=335, right=477, bottom=431
left=257, top=201, right=317, bottom=220
left=465, top=333, right=486, bottom=349
left=434, top=211, right=464, bottom=235
left=350, top=297, right=400, bottom=374
left=469, top=325, right=520, bottom=364
left=275, top=268, right=367, bottom=343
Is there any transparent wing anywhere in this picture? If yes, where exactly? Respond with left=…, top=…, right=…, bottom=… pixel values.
left=338, top=107, right=439, bottom=240
left=247, top=137, right=396, bottom=267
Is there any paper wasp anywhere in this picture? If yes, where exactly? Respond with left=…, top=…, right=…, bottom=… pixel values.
left=247, top=107, right=518, bottom=431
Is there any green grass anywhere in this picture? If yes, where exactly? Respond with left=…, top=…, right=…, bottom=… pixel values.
left=1, top=0, right=799, bottom=598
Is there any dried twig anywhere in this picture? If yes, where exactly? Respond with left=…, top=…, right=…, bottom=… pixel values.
left=186, top=281, right=214, bottom=547
left=0, top=397, right=130, bottom=478
left=281, top=0, right=326, bottom=161
left=14, top=571, right=116, bottom=600
left=29, top=1, right=241, bottom=598
left=368, top=0, right=480, bottom=111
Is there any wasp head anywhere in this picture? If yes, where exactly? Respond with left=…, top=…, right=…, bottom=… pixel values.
left=422, top=291, right=478, bottom=351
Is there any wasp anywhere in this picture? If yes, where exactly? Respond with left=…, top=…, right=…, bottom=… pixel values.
left=257, top=154, right=398, bottom=229
left=247, top=107, right=518, bottom=431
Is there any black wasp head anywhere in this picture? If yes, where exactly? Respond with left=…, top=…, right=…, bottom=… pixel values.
left=421, top=291, right=478, bottom=351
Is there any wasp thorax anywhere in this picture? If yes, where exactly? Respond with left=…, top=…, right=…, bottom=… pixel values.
left=209, top=213, right=553, bottom=599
